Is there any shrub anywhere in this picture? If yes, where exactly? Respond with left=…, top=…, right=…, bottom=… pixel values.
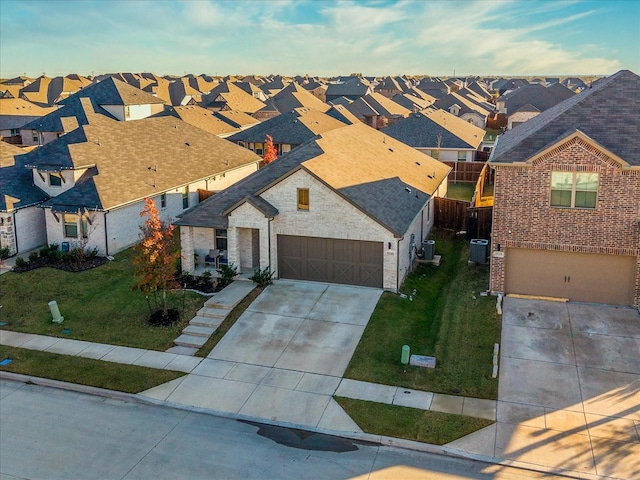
left=250, top=266, right=274, bottom=287
left=216, top=263, right=238, bottom=288
left=39, top=245, right=51, bottom=258
left=14, top=256, right=26, bottom=268
left=28, top=251, right=39, bottom=262
left=0, top=245, right=11, bottom=260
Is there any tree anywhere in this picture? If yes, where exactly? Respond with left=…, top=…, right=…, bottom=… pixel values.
left=133, top=198, right=180, bottom=316
left=263, top=134, right=278, bottom=164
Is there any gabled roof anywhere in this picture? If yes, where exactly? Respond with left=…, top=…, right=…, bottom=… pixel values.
left=155, top=105, right=238, bottom=136
left=267, top=83, right=330, bottom=113
left=23, top=115, right=262, bottom=211
left=0, top=98, right=56, bottom=130
left=227, top=108, right=347, bottom=146
left=390, top=93, right=432, bottom=111
left=381, top=108, right=485, bottom=150
left=348, top=93, right=411, bottom=119
left=202, top=82, right=266, bottom=113
left=326, top=78, right=372, bottom=99
left=58, top=77, right=166, bottom=107
left=0, top=142, right=49, bottom=211
left=325, top=104, right=360, bottom=125
left=498, top=83, right=575, bottom=115
left=491, top=70, right=640, bottom=166
left=176, top=123, right=450, bottom=236
left=213, top=110, right=260, bottom=129
left=433, top=91, right=491, bottom=118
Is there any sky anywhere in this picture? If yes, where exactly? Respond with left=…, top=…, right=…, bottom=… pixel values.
left=1, top=0, right=638, bottom=78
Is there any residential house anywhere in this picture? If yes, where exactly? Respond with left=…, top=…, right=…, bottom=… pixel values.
left=168, top=77, right=203, bottom=106
left=253, top=83, right=330, bottom=120
left=0, top=142, right=48, bottom=255
left=233, top=82, right=268, bottom=101
left=302, top=80, right=328, bottom=103
left=496, top=83, right=575, bottom=129
left=153, top=105, right=240, bottom=138
left=325, top=104, right=361, bottom=126
left=258, top=76, right=290, bottom=97
left=0, top=76, right=33, bottom=99
left=325, top=77, right=373, bottom=102
left=21, top=99, right=262, bottom=256
left=416, top=79, right=450, bottom=99
left=176, top=122, right=451, bottom=290
left=213, top=110, right=260, bottom=131
left=433, top=91, right=492, bottom=127
left=0, top=98, right=55, bottom=145
left=20, top=77, right=166, bottom=146
left=201, top=82, right=266, bottom=114
left=19, top=74, right=92, bottom=107
left=489, top=69, right=639, bottom=307
left=381, top=108, right=485, bottom=162
left=228, top=107, right=348, bottom=156
left=345, top=92, right=411, bottom=129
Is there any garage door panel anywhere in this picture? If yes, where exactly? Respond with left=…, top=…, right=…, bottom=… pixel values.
left=505, top=249, right=635, bottom=306
left=278, top=235, right=382, bottom=288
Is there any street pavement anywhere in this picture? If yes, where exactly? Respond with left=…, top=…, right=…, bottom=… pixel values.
left=0, top=379, right=561, bottom=480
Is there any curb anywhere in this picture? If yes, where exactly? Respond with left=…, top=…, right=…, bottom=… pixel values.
left=0, top=372, right=607, bottom=480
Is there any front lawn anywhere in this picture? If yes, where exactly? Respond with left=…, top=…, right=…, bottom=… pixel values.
left=0, top=248, right=206, bottom=351
left=0, top=345, right=184, bottom=393
left=344, top=230, right=500, bottom=399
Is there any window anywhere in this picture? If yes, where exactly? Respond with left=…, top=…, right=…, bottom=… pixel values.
left=550, top=172, right=598, bottom=209
left=49, top=173, right=62, bottom=187
left=32, top=130, right=38, bottom=142
left=297, top=188, right=309, bottom=210
left=63, top=214, right=78, bottom=238
left=160, top=193, right=167, bottom=209
left=457, top=151, right=467, bottom=161
left=215, top=229, right=227, bottom=251
left=254, top=142, right=264, bottom=155
left=10, top=128, right=19, bottom=136
left=182, top=186, right=189, bottom=209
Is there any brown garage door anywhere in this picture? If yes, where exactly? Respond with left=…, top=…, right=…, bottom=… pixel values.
left=277, top=235, right=383, bottom=288
left=505, top=248, right=636, bottom=306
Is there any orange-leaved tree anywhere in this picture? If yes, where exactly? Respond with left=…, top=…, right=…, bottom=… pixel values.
left=263, top=134, right=278, bottom=164
left=133, top=197, right=180, bottom=316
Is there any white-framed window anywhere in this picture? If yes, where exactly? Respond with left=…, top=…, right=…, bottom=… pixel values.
left=215, top=229, right=227, bottom=251
left=49, top=173, right=62, bottom=187
left=550, top=171, right=598, bottom=209
left=297, top=188, right=309, bottom=211
left=63, top=214, right=78, bottom=238
left=182, top=186, right=189, bottom=209
left=160, top=193, right=167, bottom=209
left=32, top=130, right=38, bottom=142
left=457, top=151, right=467, bottom=161
left=9, top=128, right=19, bottom=136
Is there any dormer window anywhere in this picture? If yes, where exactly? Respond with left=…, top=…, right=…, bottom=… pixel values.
left=49, top=173, right=62, bottom=187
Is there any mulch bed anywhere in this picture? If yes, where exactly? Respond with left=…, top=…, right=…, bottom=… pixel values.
left=11, top=256, right=108, bottom=273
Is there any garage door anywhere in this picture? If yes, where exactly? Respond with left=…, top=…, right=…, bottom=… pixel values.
left=277, top=235, right=383, bottom=288
left=505, top=248, right=636, bottom=306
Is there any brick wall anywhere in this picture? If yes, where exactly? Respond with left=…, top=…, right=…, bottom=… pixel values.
left=490, top=137, right=640, bottom=306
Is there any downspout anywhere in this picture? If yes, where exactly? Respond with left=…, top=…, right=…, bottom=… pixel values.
left=396, top=238, right=401, bottom=292
left=268, top=217, right=273, bottom=273
left=104, top=211, right=109, bottom=256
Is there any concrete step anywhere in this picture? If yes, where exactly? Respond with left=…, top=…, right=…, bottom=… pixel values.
left=196, top=306, right=229, bottom=319
left=182, top=325, right=215, bottom=338
left=204, top=281, right=255, bottom=309
left=190, top=315, right=224, bottom=329
left=174, top=334, right=208, bottom=349
left=165, top=345, right=198, bottom=356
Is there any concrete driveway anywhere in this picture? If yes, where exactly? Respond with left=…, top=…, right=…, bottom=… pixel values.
left=492, top=298, right=639, bottom=478
left=142, top=280, right=382, bottom=430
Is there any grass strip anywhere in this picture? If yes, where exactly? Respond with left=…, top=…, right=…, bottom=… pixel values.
left=0, top=345, right=184, bottom=394
left=335, top=396, right=493, bottom=445
left=344, top=231, right=500, bottom=399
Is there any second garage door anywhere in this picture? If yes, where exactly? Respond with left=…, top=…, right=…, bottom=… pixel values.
left=505, top=248, right=636, bottom=306
left=277, top=235, right=383, bottom=288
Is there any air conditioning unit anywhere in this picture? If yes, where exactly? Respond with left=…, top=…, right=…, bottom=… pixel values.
left=470, top=239, right=489, bottom=263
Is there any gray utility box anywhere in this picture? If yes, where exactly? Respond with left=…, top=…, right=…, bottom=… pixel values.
left=422, top=240, right=435, bottom=260
left=470, top=239, right=489, bottom=263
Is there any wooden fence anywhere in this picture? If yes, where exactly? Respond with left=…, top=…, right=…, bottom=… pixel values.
left=198, top=189, right=215, bottom=202
left=434, top=197, right=492, bottom=239
left=442, top=161, right=492, bottom=183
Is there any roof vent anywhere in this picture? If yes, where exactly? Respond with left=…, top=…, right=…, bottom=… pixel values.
left=415, top=161, right=421, bottom=166
left=185, top=142, right=190, bottom=146
left=405, top=187, right=411, bottom=193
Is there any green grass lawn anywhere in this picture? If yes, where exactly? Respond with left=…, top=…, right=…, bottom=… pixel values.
left=446, top=183, right=475, bottom=202
left=344, top=230, right=500, bottom=399
left=0, top=248, right=206, bottom=351
left=0, top=345, right=184, bottom=393
left=335, top=397, right=493, bottom=445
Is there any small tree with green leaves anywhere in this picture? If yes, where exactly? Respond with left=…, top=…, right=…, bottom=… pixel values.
left=263, top=134, right=278, bottom=164
left=133, top=198, right=180, bottom=316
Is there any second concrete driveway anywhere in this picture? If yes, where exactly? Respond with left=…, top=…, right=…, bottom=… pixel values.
left=142, top=280, right=382, bottom=429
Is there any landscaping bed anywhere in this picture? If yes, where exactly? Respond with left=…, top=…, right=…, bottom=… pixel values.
left=10, top=243, right=107, bottom=273
left=344, top=229, right=501, bottom=400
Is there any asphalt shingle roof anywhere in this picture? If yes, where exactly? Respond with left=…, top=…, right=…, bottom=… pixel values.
left=0, top=142, right=49, bottom=211
left=491, top=70, right=640, bottom=166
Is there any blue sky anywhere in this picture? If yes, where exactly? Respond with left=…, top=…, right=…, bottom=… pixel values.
left=1, top=0, right=638, bottom=78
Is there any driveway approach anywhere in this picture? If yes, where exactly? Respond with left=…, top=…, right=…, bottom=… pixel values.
left=448, top=298, right=640, bottom=479
left=142, top=280, right=382, bottom=430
